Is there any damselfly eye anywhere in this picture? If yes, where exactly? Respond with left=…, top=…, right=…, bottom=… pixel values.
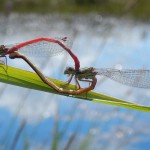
left=68, top=67, right=75, bottom=72
left=0, top=45, right=7, bottom=55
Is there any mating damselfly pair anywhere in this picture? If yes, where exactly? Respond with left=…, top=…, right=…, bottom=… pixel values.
left=0, top=37, right=149, bottom=95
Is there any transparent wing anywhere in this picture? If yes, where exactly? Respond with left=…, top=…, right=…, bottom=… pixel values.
left=6, top=37, right=72, bottom=57
left=96, top=68, right=150, bottom=88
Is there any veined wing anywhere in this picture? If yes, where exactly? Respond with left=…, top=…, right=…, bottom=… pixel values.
left=5, top=37, right=72, bottom=57
left=96, top=68, right=150, bottom=88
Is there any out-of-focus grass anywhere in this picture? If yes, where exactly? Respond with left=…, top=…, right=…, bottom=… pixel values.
left=0, top=65, right=150, bottom=112
left=0, top=0, right=150, bottom=20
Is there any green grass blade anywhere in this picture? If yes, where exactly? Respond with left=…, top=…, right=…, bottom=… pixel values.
left=0, top=65, right=150, bottom=112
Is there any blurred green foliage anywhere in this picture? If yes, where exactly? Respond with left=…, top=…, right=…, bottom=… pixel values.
left=0, top=0, right=150, bottom=20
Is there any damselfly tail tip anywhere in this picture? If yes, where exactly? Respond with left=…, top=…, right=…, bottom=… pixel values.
left=61, top=37, right=67, bottom=42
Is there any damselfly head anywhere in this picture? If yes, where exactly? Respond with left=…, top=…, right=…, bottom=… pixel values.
left=0, top=45, right=7, bottom=55
left=64, top=67, right=75, bottom=75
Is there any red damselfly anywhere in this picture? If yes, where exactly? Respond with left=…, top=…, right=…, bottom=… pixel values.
left=0, top=37, right=96, bottom=95
left=0, top=37, right=80, bottom=70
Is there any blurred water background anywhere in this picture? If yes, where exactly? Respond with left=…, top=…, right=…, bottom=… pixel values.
left=0, top=1, right=150, bottom=150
